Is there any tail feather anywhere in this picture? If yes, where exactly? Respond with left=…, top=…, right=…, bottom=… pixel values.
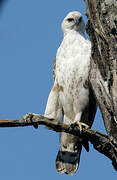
left=56, top=144, right=82, bottom=175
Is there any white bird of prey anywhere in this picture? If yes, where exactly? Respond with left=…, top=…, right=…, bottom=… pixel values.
left=45, top=11, right=97, bottom=175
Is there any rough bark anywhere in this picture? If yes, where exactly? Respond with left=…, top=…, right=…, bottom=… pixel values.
left=0, top=113, right=117, bottom=170
left=84, top=0, right=117, bottom=152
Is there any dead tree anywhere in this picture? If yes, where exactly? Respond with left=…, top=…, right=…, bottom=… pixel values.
left=84, top=0, right=117, bottom=166
left=0, top=0, right=116, bottom=172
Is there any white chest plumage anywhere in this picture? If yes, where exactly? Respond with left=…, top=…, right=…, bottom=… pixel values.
left=55, top=31, right=91, bottom=122
left=44, top=12, right=97, bottom=175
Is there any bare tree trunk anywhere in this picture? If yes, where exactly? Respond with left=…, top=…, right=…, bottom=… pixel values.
left=84, top=0, right=117, bottom=151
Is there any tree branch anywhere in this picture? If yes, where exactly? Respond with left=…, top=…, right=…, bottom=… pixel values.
left=0, top=113, right=117, bottom=170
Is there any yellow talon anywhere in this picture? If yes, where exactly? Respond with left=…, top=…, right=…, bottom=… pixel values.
left=22, top=113, right=39, bottom=129
left=23, top=113, right=40, bottom=121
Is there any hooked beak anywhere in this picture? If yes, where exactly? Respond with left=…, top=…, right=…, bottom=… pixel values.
left=74, top=17, right=82, bottom=24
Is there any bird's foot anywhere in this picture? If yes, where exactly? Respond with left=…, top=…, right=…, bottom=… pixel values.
left=71, top=121, right=89, bottom=132
left=23, top=113, right=39, bottom=129
left=71, top=122, right=90, bottom=152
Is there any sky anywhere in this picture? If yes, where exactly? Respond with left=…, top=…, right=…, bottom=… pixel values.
left=0, top=0, right=116, bottom=179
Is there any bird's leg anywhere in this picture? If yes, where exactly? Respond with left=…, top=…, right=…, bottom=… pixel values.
left=72, top=112, right=89, bottom=132
left=72, top=121, right=90, bottom=152
left=70, top=113, right=90, bottom=152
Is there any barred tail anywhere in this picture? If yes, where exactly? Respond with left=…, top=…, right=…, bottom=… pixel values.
left=56, top=133, right=82, bottom=175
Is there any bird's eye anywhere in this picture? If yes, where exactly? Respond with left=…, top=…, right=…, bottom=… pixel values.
left=67, top=18, right=74, bottom=22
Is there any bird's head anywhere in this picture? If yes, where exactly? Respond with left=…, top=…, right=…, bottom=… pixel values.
left=61, top=11, right=85, bottom=36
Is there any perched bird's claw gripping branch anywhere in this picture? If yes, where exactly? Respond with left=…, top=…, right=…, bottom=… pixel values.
left=0, top=113, right=116, bottom=170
